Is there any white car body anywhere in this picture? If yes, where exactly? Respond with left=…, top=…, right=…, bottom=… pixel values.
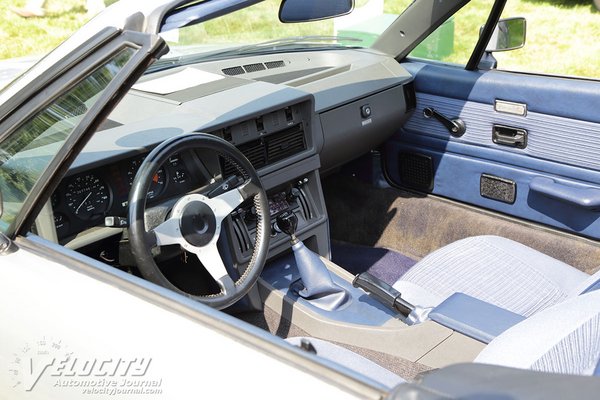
left=1, top=236, right=368, bottom=399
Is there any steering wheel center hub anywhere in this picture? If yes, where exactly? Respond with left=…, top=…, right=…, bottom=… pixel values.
left=180, top=200, right=217, bottom=247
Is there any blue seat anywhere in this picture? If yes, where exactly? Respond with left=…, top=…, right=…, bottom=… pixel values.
left=392, top=235, right=599, bottom=317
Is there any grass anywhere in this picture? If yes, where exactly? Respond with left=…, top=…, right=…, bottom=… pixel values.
left=0, top=0, right=92, bottom=60
left=497, top=0, right=600, bottom=77
left=0, top=0, right=598, bottom=78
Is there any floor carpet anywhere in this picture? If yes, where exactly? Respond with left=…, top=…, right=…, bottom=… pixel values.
left=323, top=174, right=600, bottom=274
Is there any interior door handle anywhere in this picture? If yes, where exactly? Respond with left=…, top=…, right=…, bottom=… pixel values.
left=423, top=107, right=466, bottom=137
left=492, top=125, right=528, bottom=149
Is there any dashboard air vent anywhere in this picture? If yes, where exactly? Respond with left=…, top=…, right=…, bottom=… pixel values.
left=265, top=60, right=285, bottom=69
left=221, top=123, right=306, bottom=177
left=222, top=66, right=245, bottom=76
left=243, top=63, right=266, bottom=73
left=403, top=81, right=417, bottom=111
left=266, top=124, right=305, bottom=163
left=223, top=127, right=233, bottom=142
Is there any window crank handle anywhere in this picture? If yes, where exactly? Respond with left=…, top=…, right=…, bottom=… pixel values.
left=423, top=107, right=466, bottom=137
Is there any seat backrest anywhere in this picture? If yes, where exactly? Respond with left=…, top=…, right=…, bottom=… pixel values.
left=475, top=289, right=600, bottom=376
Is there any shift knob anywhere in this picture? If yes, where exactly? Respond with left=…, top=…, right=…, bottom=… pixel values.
left=276, top=211, right=298, bottom=237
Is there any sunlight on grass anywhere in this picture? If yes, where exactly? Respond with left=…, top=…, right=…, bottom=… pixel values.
left=0, top=0, right=95, bottom=60
left=0, top=0, right=598, bottom=78
left=496, top=1, right=600, bottom=77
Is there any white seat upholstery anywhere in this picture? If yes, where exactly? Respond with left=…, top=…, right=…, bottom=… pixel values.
left=476, top=289, right=600, bottom=376
left=286, top=236, right=600, bottom=384
left=393, top=235, right=592, bottom=317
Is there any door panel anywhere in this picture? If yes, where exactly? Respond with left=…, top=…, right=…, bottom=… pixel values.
left=384, top=61, right=600, bottom=239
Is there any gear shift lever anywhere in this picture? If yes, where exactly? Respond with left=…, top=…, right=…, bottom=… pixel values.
left=275, top=211, right=299, bottom=244
left=276, top=211, right=348, bottom=311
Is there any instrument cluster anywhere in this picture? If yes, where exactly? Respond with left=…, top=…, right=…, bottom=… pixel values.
left=51, top=152, right=203, bottom=241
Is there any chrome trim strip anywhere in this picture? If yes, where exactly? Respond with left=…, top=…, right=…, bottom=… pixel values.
left=495, top=99, right=527, bottom=116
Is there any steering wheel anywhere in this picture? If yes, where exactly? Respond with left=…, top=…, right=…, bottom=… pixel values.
left=128, top=133, right=270, bottom=309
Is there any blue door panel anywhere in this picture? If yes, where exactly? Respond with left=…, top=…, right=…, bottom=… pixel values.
left=386, top=61, right=600, bottom=239
left=402, top=92, right=600, bottom=171
left=396, top=131, right=600, bottom=184
left=386, top=140, right=600, bottom=238
left=403, top=62, right=600, bottom=123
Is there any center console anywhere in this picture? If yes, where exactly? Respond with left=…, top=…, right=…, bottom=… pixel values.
left=226, top=171, right=329, bottom=266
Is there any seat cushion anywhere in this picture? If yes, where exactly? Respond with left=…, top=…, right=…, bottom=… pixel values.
left=393, top=236, right=589, bottom=317
left=285, top=337, right=404, bottom=389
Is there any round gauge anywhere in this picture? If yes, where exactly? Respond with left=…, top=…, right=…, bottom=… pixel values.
left=172, top=169, right=188, bottom=184
left=53, top=212, right=70, bottom=237
left=127, top=159, right=166, bottom=200
left=65, top=174, right=111, bottom=220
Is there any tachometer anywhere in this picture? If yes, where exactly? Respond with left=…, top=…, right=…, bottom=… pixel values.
left=65, top=174, right=111, bottom=220
left=127, top=159, right=166, bottom=200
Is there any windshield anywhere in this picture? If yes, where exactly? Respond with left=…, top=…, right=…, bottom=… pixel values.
left=156, top=0, right=412, bottom=67
left=0, top=48, right=135, bottom=233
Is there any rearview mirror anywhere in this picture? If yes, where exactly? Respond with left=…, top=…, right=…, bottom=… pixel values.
left=485, top=17, right=526, bottom=52
left=279, top=0, right=354, bottom=23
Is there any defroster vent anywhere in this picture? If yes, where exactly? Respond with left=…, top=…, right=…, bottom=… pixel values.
left=222, top=60, right=285, bottom=76
left=222, top=66, right=245, bottom=76
left=243, top=63, right=266, bottom=73
left=265, top=60, right=285, bottom=69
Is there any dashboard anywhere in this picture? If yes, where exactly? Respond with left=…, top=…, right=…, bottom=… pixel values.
left=46, top=47, right=414, bottom=268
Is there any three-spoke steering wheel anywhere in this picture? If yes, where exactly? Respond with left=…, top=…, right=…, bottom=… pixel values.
left=128, top=133, right=269, bottom=309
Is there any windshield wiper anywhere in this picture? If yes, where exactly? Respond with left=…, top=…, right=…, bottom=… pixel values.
left=147, top=35, right=363, bottom=74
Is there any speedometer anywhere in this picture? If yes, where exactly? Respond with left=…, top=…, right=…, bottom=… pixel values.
left=65, top=174, right=111, bottom=220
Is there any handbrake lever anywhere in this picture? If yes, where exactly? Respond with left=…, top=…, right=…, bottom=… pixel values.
left=353, top=272, right=415, bottom=318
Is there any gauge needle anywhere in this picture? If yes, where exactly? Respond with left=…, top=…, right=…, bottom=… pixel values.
left=75, top=192, right=92, bottom=214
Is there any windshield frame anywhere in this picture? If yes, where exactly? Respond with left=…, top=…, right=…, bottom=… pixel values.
left=0, top=30, right=166, bottom=238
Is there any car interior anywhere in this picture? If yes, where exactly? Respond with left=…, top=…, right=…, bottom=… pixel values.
left=9, top=0, right=600, bottom=394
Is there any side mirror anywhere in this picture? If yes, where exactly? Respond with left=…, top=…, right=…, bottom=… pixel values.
left=279, top=0, right=354, bottom=23
left=485, top=17, right=526, bottom=52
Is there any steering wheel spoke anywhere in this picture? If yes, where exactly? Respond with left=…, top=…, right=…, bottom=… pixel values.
left=238, top=179, right=261, bottom=200
left=151, top=217, right=182, bottom=247
left=189, top=244, right=236, bottom=296
left=206, top=186, right=246, bottom=222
